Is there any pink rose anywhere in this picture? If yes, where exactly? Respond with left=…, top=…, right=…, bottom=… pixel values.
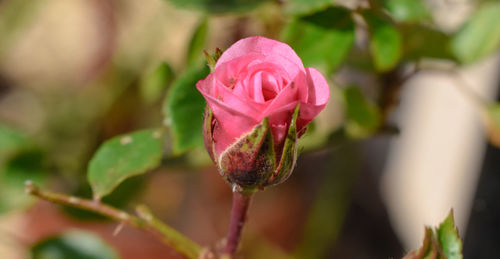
left=197, top=36, right=329, bottom=190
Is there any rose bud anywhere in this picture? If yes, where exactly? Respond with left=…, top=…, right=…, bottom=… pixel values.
left=196, top=36, right=329, bottom=192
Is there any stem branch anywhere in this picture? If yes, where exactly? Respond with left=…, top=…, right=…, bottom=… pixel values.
left=222, top=191, right=253, bottom=258
left=24, top=181, right=202, bottom=259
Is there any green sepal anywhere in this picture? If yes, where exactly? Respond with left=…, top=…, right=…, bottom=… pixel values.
left=203, top=48, right=223, bottom=73
left=266, top=104, right=300, bottom=186
left=218, top=117, right=276, bottom=190
left=202, top=106, right=216, bottom=163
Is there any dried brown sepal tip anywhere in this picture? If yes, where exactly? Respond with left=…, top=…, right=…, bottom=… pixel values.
left=403, top=210, right=463, bottom=259
left=205, top=105, right=300, bottom=193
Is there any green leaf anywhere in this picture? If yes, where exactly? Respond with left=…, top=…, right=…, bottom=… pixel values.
left=0, top=150, right=45, bottom=213
left=403, top=210, right=463, bottom=259
left=343, top=87, right=380, bottom=138
left=384, top=0, right=430, bottom=22
left=31, top=230, right=119, bottom=259
left=363, top=10, right=402, bottom=72
left=285, top=0, right=334, bottom=15
left=437, top=211, right=463, bottom=259
left=451, top=2, right=500, bottom=64
left=400, top=24, right=454, bottom=61
left=164, top=0, right=269, bottom=13
left=140, top=62, right=174, bottom=104
left=164, top=65, right=209, bottom=154
left=88, top=129, right=163, bottom=200
left=282, top=7, right=355, bottom=74
left=187, top=18, right=208, bottom=67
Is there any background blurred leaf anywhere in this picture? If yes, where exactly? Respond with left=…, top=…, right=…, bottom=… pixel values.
left=163, top=65, right=209, bottom=154
left=186, top=18, right=208, bottom=67
left=383, top=0, right=430, bottom=23
left=343, top=87, right=381, bottom=138
left=140, top=62, right=174, bottom=104
left=164, top=0, right=269, bottom=13
left=483, top=103, right=500, bottom=147
left=282, top=7, right=355, bottom=74
left=0, top=124, right=30, bottom=161
left=400, top=24, right=454, bottom=61
left=451, top=2, right=500, bottom=64
left=437, top=211, right=463, bottom=259
left=295, top=143, right=359, bottom=258
left=0, top=150, right=45, bottom=213
left=31, top=230, right=119, bottom=259
left=285, top=0, right=334, bottom=15
left=88, top=129, right=163, bottom=200
left=0, top=0, right=41, bottom=58
left=362, top=10, right=402, bottom=72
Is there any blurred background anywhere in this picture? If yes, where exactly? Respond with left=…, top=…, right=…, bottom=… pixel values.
left=0, top=0, right=499, bottom=258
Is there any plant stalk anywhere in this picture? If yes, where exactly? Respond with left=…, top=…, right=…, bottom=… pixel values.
left=24, top=181, right=202, bottom=259
left=222, top=191, right=253, bottom=258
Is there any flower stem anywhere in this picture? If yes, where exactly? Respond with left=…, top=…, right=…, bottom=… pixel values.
left=24, top=181, right=203, bottom=259
left=222, top=191, right=253, bottom=258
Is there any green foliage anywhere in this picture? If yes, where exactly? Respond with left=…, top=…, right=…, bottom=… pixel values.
left=343, top=87, right=380, bottom=138
left=282, top=7, right=355, bottom=74
left=384, top=0, right=430, bottom=22
left=285, top=0, right=334, bottom=15
left=187, top=18, right=208, bottom=67
left=0, top=125, right=45, bottom=213
left=362, top=10, right=402, bottom=72
left=0, top=150, right=45, bottom=213
left=0, top=124, right=30, bottom=160
left=140, top=62, right=174, bottom=104
left=437, top=212, right=463, bottom=259
left=294, top=143, right=359, bottom=259
left=31, top=230, right=119, bottom=259
left=404, top=210, right=463, bottom=259
left=164, top=65, right=209, bottom=154
left=88, top=129, right=163, bottom=200
left=451, top=2, right=500, bottom=64
left=165, top=0, right=269, bottom=13
left=400, top=24, right=454, bottom=61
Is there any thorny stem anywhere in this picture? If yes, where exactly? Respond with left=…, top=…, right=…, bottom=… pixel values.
left=222, top=191, right=253, bottom=258
left=24, top=181, right=203, bottom=259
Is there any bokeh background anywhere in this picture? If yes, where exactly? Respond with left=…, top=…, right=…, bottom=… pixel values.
left=1, top=0, right=499, bottom=258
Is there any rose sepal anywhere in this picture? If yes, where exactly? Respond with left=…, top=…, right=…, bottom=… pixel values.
left=218, top=117, right=276, bottom=193
left=203, top=48, right=223, bottom=73
left=266, top=104, right=300, bottom=187
left=202, top=106, right=216, bottom=163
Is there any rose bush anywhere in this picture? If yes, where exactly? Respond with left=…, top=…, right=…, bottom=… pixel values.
left=197, top=36, right=329, bottom=190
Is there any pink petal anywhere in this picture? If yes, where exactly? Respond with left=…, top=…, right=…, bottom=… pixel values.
left=215, top=36, right=305, bottom=74
left=296, top=68, right=330, bottom=130
left=305, top=67, right=330, bottom=106
left=197, top=76, right=264, bottom=155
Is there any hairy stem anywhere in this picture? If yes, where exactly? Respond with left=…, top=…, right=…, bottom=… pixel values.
left=222, top=191, right=253, bottom=258
left=24, top=181, right=202, bottom=259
